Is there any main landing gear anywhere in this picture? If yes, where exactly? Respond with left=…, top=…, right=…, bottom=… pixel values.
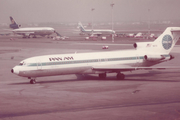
left=32, top=35, right=37, bottom=38
left=29, top=78, right=36, bottom=84
left=98, top=72, right=125, bottom=80
left=116, top=73, right=125, bottom=80
left=99, top=73, right=107, bottom=79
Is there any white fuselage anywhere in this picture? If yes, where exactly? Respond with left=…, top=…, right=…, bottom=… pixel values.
left=11, top=27, right=180, bottom=83
left=78, top=22, right=115, bottom=36
left=12, top=49, right=170, bottom=78
left=83, top=29, right=115, bottom=35
left=12, top=27, right=55, bottom=36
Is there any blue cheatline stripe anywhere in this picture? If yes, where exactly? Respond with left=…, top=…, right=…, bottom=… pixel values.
left=26, top=56, right=143, bottom=67
left=21, top=54, right=169, bottom=67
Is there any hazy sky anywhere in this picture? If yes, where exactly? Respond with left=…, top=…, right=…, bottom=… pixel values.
left=0, top=0, right=180, bottom=23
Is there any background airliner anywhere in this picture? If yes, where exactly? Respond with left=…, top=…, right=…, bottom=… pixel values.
left=9, top=16, right=56, bottom=38
left=78, top=22, right=115, bottom=37
left=11, top=27, right=180, bottom=84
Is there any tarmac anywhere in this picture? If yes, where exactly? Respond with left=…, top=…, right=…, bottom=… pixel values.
left=0, top=35, right=180, bottom=120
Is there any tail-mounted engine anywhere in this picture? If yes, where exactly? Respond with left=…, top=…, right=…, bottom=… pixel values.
left=144, top=54, right=174, bottom=62
left=9, top=24, right=21, bottom=29
left=133, top=42, right=154, bottom=49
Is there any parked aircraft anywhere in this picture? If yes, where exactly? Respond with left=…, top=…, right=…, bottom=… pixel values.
left=134, top=32, right=158, bottom=39
left=134, top=32, right=143, bottom=38
left=149, top=33, right=158, bottom=39
left=78, top=22, right=115, bottom=38
left=9, top=16, right=55, bottom=38
left=11, top=27, right=180, bottom=84
left=126, top=33, right=135, bottom=38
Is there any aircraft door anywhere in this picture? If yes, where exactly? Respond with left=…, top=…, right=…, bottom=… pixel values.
left=98, top=58, right=102, bottom=65
left=99, top=58, right=108, bottom=65
left=136, top=55, right=140, bottom=67
left=36, top=60, right=42, bottom=70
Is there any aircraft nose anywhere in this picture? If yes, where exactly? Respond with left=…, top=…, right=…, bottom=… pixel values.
left=11, top=69, right=14, bottom=73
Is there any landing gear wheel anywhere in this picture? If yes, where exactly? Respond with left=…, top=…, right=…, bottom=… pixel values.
left=116, top=73, right=125, bottom=80
left=30, top=79, right=36, bottom=84
left=99, top=73, right=106, bottom=79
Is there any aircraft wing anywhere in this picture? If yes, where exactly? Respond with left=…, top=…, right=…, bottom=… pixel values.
left=93, top=32, right=102, bottom=35
left=92, top=65, right=180, bottom=72
left=0, top=29, right=12, bottom=36
left=0, top=32, right=11, bottom=36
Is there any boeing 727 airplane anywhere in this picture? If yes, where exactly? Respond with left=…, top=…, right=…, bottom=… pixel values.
left=78, top=22, right=115, bottom=37
left=11, top=27, right=180, bottom=84
left=9, top=16, right=55, bottom=38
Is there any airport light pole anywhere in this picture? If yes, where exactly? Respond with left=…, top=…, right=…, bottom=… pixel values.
left=91, top=8, right=95, bottom=35
left=148, top=9, right=151, bottom=38
left=111, top=3, right=114, bottom=42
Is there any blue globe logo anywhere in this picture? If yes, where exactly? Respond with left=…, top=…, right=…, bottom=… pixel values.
left=162, top=35, right=173, bottom=50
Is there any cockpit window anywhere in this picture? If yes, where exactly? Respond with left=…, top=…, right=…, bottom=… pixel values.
left=19, top=62, right=23, bottom=66
left=19, top=61, right=26, bottom=66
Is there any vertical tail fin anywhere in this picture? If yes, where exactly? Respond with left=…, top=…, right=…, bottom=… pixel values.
left=9, top=16, right=19, bottom=29
left=10, top=16, right=16, bottom=24
left=78, top=22, right=86, bottom=32
left=153, top=27, right=180, bottom=54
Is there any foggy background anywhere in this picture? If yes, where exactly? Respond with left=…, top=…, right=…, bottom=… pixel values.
left=0, top=0, right=180, bottom=24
